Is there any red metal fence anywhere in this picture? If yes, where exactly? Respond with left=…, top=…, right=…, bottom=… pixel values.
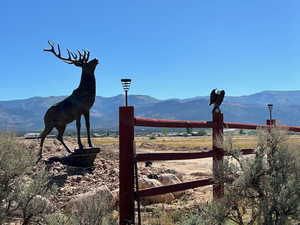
left=118, top=106, right=300, bottom=225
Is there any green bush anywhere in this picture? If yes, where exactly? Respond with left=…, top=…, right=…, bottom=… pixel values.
left=45, top=190, right=117, bottom=225
left=0, top=133, right=56, bottom=225
left=70, top=191, right=117, bottom=225
left=201, top=129, right=300, bottom=225
left=44, top=212, right=73, bottom=225
left=0, top=133, right=116, bottom=225
left=149, top=135, right=156, bottom=140
left=146, top=209, right=203, bottom=225
left=197, top=130, right=208, bottom=136
left=179, top=214, right=204, bottom=225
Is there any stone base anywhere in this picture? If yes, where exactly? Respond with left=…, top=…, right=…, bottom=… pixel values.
left=45, top=147, right=100, bottom=168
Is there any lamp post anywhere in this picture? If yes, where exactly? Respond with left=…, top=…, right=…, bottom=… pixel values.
left=267, top=104, right=273, bottom=121
left=121, top=78, right=131, bottom=106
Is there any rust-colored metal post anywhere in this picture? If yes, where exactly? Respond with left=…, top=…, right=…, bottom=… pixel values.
left=212, top=111, right=224, bottom=199
left=119, top=106, right=135, bottom=225
left=267, top=119, right=276, bottom=126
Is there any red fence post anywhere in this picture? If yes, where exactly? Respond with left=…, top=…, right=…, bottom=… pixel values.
left=212, top=111, right=224, bottom=199
left=119, top=106, right=135, bottom=225
left=267, top=119, right=276, bottom=126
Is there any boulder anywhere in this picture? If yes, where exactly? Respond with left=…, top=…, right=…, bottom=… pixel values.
left=158, top=173, right=181, bottom=185
left=65, top=185, right=114, bottom=212
left=164, top=168, right=184, bottom=180
left=157, top=173, right=185, bottom=198
left=138, top=176, right=175, bottom=204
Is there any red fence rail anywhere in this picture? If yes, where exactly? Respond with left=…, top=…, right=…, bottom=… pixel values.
left=135, top=117, right=214, bottom=128
left=119, top=106, right=300, bottom=225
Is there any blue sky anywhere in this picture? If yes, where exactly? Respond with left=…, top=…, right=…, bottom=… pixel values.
left=0, top=1, right=299, bottom=100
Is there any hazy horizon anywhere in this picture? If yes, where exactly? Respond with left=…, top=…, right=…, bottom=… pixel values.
left=1, top=89, right=300, bottom=102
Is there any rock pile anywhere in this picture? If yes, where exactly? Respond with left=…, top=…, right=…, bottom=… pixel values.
left=22, top=138, right=188, bottom=210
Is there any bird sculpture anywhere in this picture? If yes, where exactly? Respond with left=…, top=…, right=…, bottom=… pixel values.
left=145, top=161, right=153, bottom=167
left=209, top=89, right=225, bottom=113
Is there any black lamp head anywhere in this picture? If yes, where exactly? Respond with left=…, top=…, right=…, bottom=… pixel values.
left=121, top=78, right=131, bottom=91
left=267, top=104, right=273, bottom=112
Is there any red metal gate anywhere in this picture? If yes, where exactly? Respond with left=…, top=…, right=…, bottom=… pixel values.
left=118, top=106, right=300, bottom=225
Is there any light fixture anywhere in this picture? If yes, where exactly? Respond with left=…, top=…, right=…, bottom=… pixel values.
left=121, top=78, right=131, bottom=106
left=267, top=104, right=273, bottom=120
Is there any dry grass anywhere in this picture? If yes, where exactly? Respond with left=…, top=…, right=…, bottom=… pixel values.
left=90, top=135, right=258, bottom=150
left=90, top=135, right=300, bottom=150
left=91, top=137, right=119, bottom=145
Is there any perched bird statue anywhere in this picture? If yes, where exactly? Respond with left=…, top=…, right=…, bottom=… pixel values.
left=145, top=161, right=153, bottom=167
left=209, top=89, right=225, bottom=113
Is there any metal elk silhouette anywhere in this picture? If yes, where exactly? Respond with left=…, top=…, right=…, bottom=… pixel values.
left=38, top=41, right=99, bottom=161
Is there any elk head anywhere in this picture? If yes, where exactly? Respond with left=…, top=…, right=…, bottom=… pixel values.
left=44, top=41, right=99, bottom=74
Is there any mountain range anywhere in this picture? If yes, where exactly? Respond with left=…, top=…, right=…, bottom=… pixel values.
left=1, top=90, right=300, bottom=131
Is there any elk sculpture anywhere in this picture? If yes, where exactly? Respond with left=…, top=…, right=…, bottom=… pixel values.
left=38, top=41, right=99, bottom=162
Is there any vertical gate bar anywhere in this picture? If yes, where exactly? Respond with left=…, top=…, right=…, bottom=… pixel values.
left=134, top=160, right=142, bottom=225
left=119, top=106, right=135, bottom=225
left=212, top=111, right=224, bottom=199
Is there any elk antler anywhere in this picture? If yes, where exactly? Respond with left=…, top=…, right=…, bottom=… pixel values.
left=44, top=41, right=90, bottom=66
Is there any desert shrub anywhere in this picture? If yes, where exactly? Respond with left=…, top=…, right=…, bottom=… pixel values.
left=70, top=190, right=117, bottom=225
left=146, top=209, right=202, bottom=225
left=146, top=209, right=180, bottom=225
left=45, top=191, right=117, bottom=225
left=197, top=129, right=207, bottom=136
left=186, top=128, right=193, bottom=134
left=44, top=212, right=73, bottom=225
left=0, top=133, right=56, bottom=224
left=201, top=128, right=300, bottom=225
left=149, top=135, right=156, bottom=140
left=239, top=129, right=246, bottom=135
left=178, top=213, right=204, bottom=225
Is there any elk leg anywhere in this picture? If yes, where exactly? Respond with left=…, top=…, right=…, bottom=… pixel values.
left=38, top=125, right=54, bottom=162
left=76, top=117, right=84, bottom=149
left=56, top=125, right=72, bottom=153
left=84, top=111, right=93, bottom=148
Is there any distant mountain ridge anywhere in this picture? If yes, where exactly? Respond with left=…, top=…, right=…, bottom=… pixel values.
left=1, top=90, right=300, bottom=131
left=225, top=90, right=300, bottom=106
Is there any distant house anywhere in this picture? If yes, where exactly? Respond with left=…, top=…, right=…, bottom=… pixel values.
left=93, top=133, right=103, bottom=138
left=24, top=133, right=55, bottom=139
left=47, top=134, right=56, bottom=139
left=167, top=132, right=178, bottom=137
left=93, top=133, right=100, bottom=137
left=24, top=133, right=40, bottom=139
left=191, top=131, right=200, bottom=136
left=223, top=129, right=239, bottom=135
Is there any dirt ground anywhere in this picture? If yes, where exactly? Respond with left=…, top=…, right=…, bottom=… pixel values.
left=21, top=136, right=222, bottom=211
left=16, top=133, right=300, bottom=223
left=22, top=134, right=300, bottom=212
left=28, top=133, right=300, bottom=212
